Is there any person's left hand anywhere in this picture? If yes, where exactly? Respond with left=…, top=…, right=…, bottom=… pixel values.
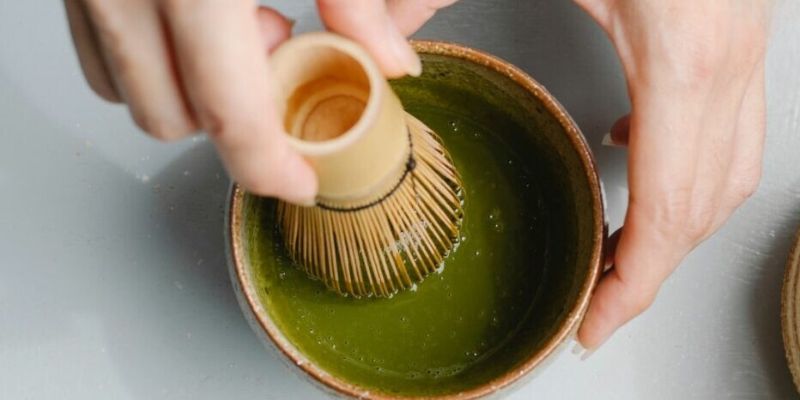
left=573, top=0, right=771, bottom=352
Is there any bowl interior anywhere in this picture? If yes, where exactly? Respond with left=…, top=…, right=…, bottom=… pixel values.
left=231, top=46, right=602, bottom=398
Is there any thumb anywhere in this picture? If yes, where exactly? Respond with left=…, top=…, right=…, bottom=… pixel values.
left=316, top=0, right=421, bottom=78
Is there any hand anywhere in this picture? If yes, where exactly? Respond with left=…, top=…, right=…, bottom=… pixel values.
left=572, top=0, right=771, bottom=350
left=64, top=0, right=456, bottom=203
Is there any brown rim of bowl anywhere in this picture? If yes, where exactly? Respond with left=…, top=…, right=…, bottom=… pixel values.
left=781, top=226, right=800, bottom=393
left=228, top=40, right=605, bottom=399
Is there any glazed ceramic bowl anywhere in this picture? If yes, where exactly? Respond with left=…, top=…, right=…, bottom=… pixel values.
left=226, top=40, right=605, bottom=399
left=781, top=227, right=800, bottom=393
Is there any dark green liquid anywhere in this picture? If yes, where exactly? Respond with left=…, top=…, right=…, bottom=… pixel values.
left=247, top=107, right=551, bottom=396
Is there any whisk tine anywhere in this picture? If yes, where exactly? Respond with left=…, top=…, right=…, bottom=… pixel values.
left=395, top=183, right=442, bottom=273
left=383, top=194, right=425, bottom=282
left=311, top=209, right=323, bottom=282
left=343, top=212, right=368, bottom=296
left=358, top=210, right=390, bottom=295
left=278, top=114, right=463, bottom=297
left=356, top=211, right=385, bottom=296
left=368, top=205, right=408, bottom=291
left=416, top=164, right=461, bottom=210
left=333, top=212, right=352, bottom=294
left=303, top=210, right=313, bottom=276
left=412, top=178, right=460, bottom=239
left=322, top=211, right=337, bottom=290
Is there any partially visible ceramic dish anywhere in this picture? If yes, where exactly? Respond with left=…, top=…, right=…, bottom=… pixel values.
left=782, top=227, right=800, bottom=392
left=226, top=40, right=605, bottom=399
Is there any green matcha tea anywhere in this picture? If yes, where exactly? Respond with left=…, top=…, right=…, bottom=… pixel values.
left=242, top=61, right=592, bottom=397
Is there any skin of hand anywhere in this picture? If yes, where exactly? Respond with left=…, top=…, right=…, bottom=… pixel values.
left=64, top=0, right=457, bottom=205
left=66, top=0, right=770, bottom=354
left=573, top=0, right=772, bottom=351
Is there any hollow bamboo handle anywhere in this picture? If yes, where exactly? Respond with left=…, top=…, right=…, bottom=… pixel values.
left=270, top=32, right=410, bottom=206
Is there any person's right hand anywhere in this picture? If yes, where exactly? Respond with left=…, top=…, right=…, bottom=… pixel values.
left=64, top=0, right=456, bottom=204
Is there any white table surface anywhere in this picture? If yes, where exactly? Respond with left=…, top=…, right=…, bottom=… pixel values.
left=2, top=1, right=800, bottom=399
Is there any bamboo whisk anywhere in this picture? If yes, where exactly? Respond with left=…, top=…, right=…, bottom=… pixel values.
left=270, top=33, right=463, bottom=297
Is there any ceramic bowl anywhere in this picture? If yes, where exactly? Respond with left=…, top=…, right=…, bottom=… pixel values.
left=781, top=227, right=800, bottom=393
left=226, top=40, right=605, bottom=399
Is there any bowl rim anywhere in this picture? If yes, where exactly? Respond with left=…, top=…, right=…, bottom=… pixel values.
left=226, top=39, right=605, bottom=399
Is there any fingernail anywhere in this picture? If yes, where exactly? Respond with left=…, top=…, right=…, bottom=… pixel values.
left=571, top=340, right=595, bottom=361
left=571, top=340, right=584, bottom=355
left=389, top=27, right=422, bottom=77
left=601, top=132, right=623, bottom=148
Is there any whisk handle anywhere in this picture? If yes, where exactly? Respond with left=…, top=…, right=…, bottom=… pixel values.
left=270, top=32, right=411, bottom=206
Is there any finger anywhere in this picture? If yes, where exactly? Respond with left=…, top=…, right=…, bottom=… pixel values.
left=579, top=204, right=687, bottom=349
left=607, top=114, right=631, bottom=146
left=573, top=0, right=612, bottom=30
left=579, top=266, right=659, bottom=349
left=256, top=5, right=293, bottom=53
left=63, top=0, right=120, bottom=102
left=317, top=0, right=421, bottom=78
left=83, top=0, right=196, bottom=140
left=579, top=91, right=705, bottom=349
left=163, top=0, right=317, bottom=203
left=386, top=0, right=458, bottom=36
